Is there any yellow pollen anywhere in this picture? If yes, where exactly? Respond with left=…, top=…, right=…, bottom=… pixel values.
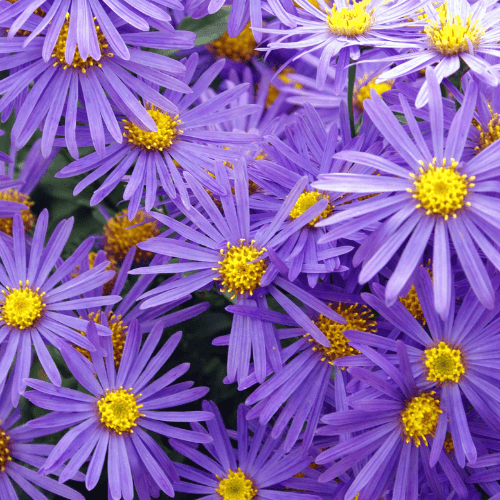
left=97, top=387, right=144, bottom=434
left=266, top=68, right=303, bottom=108
left=216, top=468, right=257, bottom=500
left=76, top=311, right=128, bottom=368
left=0, top=425, right=11, bottom=472
left=304, top=303, right=377, bottom=365
left=475, top=112, right=500, bottom=153
left=399, top=285, right=426, bottom=324
left=0, top=280, right=45, bottom=330
left=289, top=191, right=333, bottom=227
left=208, top=23, right=257, bottom=63
left=326, top=0, right=374, bottom=37
left=424, top=341, right=465, bottom=384
left=354, top=74, right=393, bottom=111
left=408, top=158, right=474, bottom=220
left=52, top=14, right=112, bottom=72
left=401, top=391, right=442, bottom=447
left=425, top=8, right=483, bottom=56
left=123, top=105, right=182, bottom=151
left=72, top=252, right=117, bottom=295
left=103, top=209, right=160, bottom=264
left=213, top=239, right=267, bottom=299
left=444, top=432, right=454, bottom=454
left=0, top=190, right=35, bottom=236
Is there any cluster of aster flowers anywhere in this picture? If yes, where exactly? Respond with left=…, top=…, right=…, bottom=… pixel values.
left=2, top=0, right=500, bottom=498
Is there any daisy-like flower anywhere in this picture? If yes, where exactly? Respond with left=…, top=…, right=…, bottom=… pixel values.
left=377, top=0, right=500, bottom=107
left=0, top=22, right=195, bottom=157
left=261, top=0, right=427, bottom=91
left=315, top=341, right=468, bottom=500
left=170, top=400, right=321, bottom=500
left=338, top=266, right=500, bottom=469
left=24, top=319, right=214, bottom=500
left=0, top=375, right=85, bottom=500
left=0, top=138, right=58, bottom=238
left=74, top=247, right=210, bottom=367
left=228, top=278, right=381, bottom=453
left=0, top=0, right=183, bottom=62
left=312, top=68, right=500, bottom=318
left=55, top=53, right=260, bottom=215
left=130, top=158, right=346, bottom=384
left=0, top=210, right=120, bottom=405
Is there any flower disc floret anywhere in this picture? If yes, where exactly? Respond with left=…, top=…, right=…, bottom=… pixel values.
left=401, top=392, right=441, bottom=447
left=425, top=13, right=483, bottom=56
left=289, top=191, right=333, bottom=227
left=0, top=280, right=46, bottom=330
left=0, top=190, right=35, bottom=236
left=97, top=387, right=144, bottom=434
left=208, top=24, right=257, bottom=63
left=216, top=468, right=257, bottom=500
left=424, top=341, right=465, bottom=384
left=0, top=425, right=11, bottom=472
left=475, top=113, right=500, bottom=152
left=214, top=239, right=267, bottom=299
left=354, top=75, right=393, bottom=111
left=408, top=158, right=474, bottom=220
left=52, top=15, right=112, bottom=72
left=124, top=105, right=182, bottom=151
left=104, top=209, right=160, bottom=264
left=305, top=303, right=377, bottom=364
left=326, top=0, right=374, bottom=37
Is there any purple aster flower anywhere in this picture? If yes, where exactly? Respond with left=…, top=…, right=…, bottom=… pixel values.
left=227, top=278, right=382, bottom=453
left=339, top=266, right=500, bottom=469
left=260, top=0, right=427, bottom=91
left=377, top=0, right=500, bottom=107
left=312, top=68, right=500, bottom=318
left=24, top=319, right=214, bottom=500
left=0, top=24, right=195, bottom=157
left=0, top=209, right=120, bottom=405
left=72, top=246, right=210, bottom=366
left=55, top=53, right=260, bottom=216
left=130, top=158, right=346, bottom=384
left=0, top=375, right=85, bottom=500
left=170, top=400, right=321, bottom=500
left=315, top=341, right=468, bottom=500
left=0, top=0, right=183, bottom=62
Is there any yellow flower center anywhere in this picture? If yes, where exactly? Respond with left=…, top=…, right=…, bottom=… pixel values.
left=266, top=68, right=303, bottom=108
left=216, top=468, right=257, bottom=500
left=354, top=74, right=393, bottom=111
left=0, top=190, right=35, bottom=236
left=213, top=239, right=267, bottom=299
left=475, top=112, right=500, bottom=153
left=76, top=311, right=128, bottom=368
left=425, top=11, right=483, bottom=56
left=424, top=341, right=465, bottom=384
left=123, top=105, right=182, bottom=151
left=289, top=191, right=333, bottom=227
left=444, top=432, right=454, bottom=454
left=304, top=303, right=377, bottom=364
left=0, top=280, right=46, bottom=330
left=401, top=392, right=442, bottom=447
left=97, top=387, right=144, bottom=434
left=103, top=209, right=160, bottom=264
left=52, top=14, right=112, bottom=73
left=408, top=158, right=474, bottom=220
left=326, top=0, right=374, bottom=37
left=0, top=426, right=11, bottom=472
left=208, top=23, right=257, bottom=63
left=399, top=285, right=426, bottom=324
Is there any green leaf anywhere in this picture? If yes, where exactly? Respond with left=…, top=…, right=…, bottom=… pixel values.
left=178, top=7, right=230, bottom=46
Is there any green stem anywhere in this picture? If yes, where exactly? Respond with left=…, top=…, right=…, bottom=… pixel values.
left=347, top=62, right=356, bottom=138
